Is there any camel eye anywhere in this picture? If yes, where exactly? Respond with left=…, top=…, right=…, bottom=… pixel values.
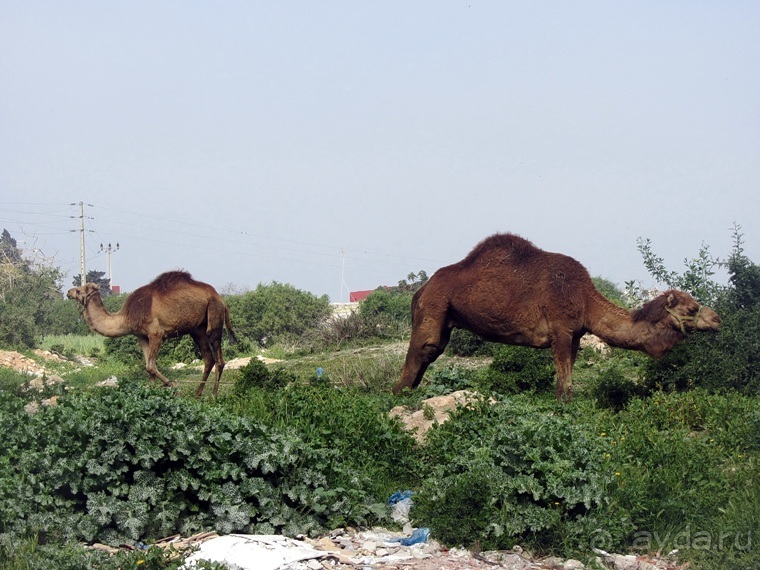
left=688, top=307, right=699, bottom=315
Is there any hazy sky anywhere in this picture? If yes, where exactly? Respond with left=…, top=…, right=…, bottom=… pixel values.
left=1, top=2, right=758, bottom=301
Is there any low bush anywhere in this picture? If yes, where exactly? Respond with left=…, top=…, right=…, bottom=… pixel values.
left=590, top=365, right=644, bottom=411
left=593, top=390, right=759, bottom=564
left=418, top=365, right=480, bottom=398
left=223, top=383, right=420, bottom=497
left=476, top=345, right=554, bottom=395
left=415, top=397, right=627, bottom=554
left=234, top=357, right=295, bottom=393
left=445, top=329, right=495, bottom=357
left=0, top=380, right=385, bottom=546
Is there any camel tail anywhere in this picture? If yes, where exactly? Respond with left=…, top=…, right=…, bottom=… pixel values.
left=225, top=307, right=238, bottom=344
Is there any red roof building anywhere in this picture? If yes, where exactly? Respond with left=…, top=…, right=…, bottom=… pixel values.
left=349, top=290, right=375, bottom=302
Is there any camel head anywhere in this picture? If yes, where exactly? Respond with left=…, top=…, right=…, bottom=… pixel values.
left=66, top=283, right=101, bottom=306
left=659, top=290, right=721, bottom=333
left=633, top=290, right=721, bottom=358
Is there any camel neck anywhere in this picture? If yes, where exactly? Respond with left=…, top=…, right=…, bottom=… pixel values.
left=585, top=291, right=648, bottom=351
left=82, top=293, right=130, bottom=337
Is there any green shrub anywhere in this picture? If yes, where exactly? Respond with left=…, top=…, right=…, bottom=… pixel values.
left=0, top=381, right=383, bottom=545
left=0, top=534, right=228, bottom=570
left=415, top=398, right=624, bottom=553
left=595, top=390, right=759, bottom=562
left=359, top=288, right=413, bottom=323
left=477, top=345, right=554, bottom=395
left=590, top=365, right=643, bottom=411
left=419, top=366, right=479, bottom=398
left=103, top=335, right=144, bottom=365
left=225, top=383, right=420, bottom=497
left=445, top=329, right=495, bottom=357
left=225, top=282, right=331, bottom=346
left=637, top=228, right=760, bottom=396
left=234, top=358, right=295, bottom=393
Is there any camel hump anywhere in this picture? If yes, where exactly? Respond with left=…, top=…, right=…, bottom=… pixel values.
left=460, top=233, right=541, bottom=266
left=123, top=271, right=209, bottom=327
left=150, top=270, right=197, bottom=293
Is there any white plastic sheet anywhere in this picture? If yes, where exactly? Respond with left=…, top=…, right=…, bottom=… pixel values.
left=182, top=534, right=326, bottom=570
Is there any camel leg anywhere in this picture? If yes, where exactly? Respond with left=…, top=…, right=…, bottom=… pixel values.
left=137, top=337, right=157, bottom=385
left=393, top=318, right=452, bottom=394
left=551, top=335, right=578, bottom=402
left=192, top=330, right=216, bottom=397
left=208, top=326, right=226, bottom=397
left=140, top=334, right=173, bottom=388
left=203, top=305, right=227, bottom=397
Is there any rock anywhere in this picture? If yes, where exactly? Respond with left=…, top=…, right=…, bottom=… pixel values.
left=312, top=537, right=341, bottom=551
left=389, top=390, right=489, bottom=442
left=29, top=374, right=64, bottom=390
left=592, top=549, right=666, bottom=570
left=96, top=376, right=119, bottom=387
left=41, top=395, right=59, bottom=407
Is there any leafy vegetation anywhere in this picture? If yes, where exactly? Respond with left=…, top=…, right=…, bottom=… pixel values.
left=0, top=229, right=63, bottom=347
left=476, top=344, right=555, bottom=395
left=0, top=378, right=385, bottom=546
left=415, top=396, right=622, bottom=552
left=224, top=281, right=331, bottom=347
left=0, top=228, right=758, bottom=569
left=638, top=226, right=760, bottom=396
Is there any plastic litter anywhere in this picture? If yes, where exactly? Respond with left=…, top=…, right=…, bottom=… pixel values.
left=181, top=534, right=326, bottom=570
left=387, top=490, right=413, bottom=505
left=386, top=527, right=430, bottom=546
left=388, top=490, right=414, bottom=523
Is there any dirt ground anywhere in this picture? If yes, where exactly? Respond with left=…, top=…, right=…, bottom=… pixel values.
left=0, top=349, right=63, bottom=375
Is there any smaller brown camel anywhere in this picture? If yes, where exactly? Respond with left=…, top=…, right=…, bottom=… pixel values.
left=392, top=233, right=722, bottom=401
left=67, top=271, right=237, bottom=397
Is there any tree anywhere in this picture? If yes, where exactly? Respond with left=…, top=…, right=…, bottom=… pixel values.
left=591, top=276, right=627, bottom=307
left=72, top=270, right=113, bottom=296
left=0, top=230, right=63, bottom=348
left=0, top=229, right=22, bottom=265
left=640, top=225, right=759, bottom=395
left=636, top=237, right=723, bottom=305
left=359, top=270, right=429, bottom=324
left=225, top=282, right=331, bottom=346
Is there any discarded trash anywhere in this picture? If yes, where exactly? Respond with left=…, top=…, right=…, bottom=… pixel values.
left=388, top=490, right=414, bottom=523
left=387, top=490, right=413, bottom=505
left=386, top=527, right=430, bottom=546
left=182, top=534, right=326, bottom=570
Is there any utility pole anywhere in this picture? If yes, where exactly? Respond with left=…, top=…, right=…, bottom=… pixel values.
left=78, top=201, right=86, bottom=286
left=72, top=202, right=94, bottom=286
left=339, top=249, right=347, bottom=303
left=99, top=242, right=120, bottom=285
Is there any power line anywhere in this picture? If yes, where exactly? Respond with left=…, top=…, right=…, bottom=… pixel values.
left=0, top=201, right=448, bottom=291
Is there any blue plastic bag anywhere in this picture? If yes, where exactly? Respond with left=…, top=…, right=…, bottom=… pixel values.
left=388, top=527, right=430, bottom=546
left=387, top=490, right=413, bottom=505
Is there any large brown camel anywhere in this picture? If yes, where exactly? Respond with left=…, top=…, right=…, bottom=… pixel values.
left=67, top=271, right=237, bottom=397
left=392, top=233, right=721, bottom=401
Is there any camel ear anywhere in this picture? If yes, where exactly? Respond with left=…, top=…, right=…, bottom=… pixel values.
left=666, top=293, right=677, bottom=308
left=85, top=283, right=99, bottom=295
